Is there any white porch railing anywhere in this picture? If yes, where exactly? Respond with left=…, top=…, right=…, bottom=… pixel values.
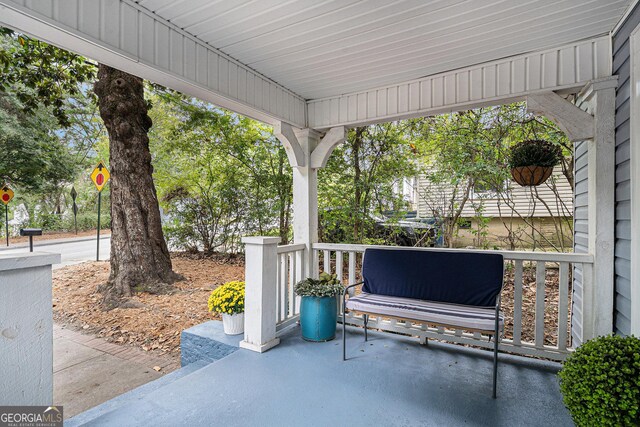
left=275, top=243, right=305, bottom=332
left=313, top=243, right=594, bottom=361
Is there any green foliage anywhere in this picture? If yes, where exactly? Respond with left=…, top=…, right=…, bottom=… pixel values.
left=319, top=124, right=417, bottom=244
left=294, top=272, right=343, bottom=298
left=0, top=28, right=95, bottom=127
left=150, top=89, right=292, bottom=252
left=509, top=139, right=563, bottom=168
left=558, top=335, right=640, bottom=427
left=0, top=93, right=78, bottom=191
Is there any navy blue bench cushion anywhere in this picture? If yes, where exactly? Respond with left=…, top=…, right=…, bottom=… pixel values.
left=361, top=248, right=504, bottom=307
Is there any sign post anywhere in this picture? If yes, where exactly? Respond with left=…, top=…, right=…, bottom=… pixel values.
left=90, top=161, right=110, bottom=261
left=70, top=186, right=78, bottom=235
left=0, top=184, right=14, bottom=246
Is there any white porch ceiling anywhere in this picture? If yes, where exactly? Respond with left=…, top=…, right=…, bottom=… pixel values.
left=137, top=0, right=630, bottom=100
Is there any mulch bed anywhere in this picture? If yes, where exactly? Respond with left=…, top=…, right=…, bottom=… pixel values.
left=53, top=253, right=244, bottom=364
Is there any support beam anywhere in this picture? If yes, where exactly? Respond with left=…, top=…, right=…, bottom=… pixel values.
left=526, top=92, right=595, bottom=142
left=310, top=126, right=347, bottom=168
left=573, top=77, right=618, bottom=343
left=291, top=129, right=322, bottom=279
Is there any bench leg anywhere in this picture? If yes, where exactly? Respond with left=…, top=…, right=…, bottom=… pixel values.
left=342, top=298, right=347, bottom=361
left=363, top=314, right=369, bottom=342
left=492, top=308, right=500, bottom=399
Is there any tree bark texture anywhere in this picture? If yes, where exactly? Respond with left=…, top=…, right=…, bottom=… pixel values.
left=94, top=64, right=180, bottom=304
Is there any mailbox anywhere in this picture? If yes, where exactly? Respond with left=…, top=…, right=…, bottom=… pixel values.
left=19, top=228, right=43, bottom=252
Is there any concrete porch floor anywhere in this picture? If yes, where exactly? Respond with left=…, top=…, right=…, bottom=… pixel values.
left=69, top=326, right=573, bottom=426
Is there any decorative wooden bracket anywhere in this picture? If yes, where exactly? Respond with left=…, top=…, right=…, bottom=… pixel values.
left=275, top=123, right=346, bottom=169
left=310, top=126, right=346, bottom=168
left=526, top=92, right=595, bottom=142
left=273, top=122, right=305, bottom=167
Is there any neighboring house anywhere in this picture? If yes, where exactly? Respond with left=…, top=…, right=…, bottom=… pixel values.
left=415, top=165, right=573, bottom=249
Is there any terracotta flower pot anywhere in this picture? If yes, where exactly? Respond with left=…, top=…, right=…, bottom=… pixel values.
left=510, top=166, right=553, bottom=186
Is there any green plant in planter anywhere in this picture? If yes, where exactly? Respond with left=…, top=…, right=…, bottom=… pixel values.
left=294, top=272, right=343, bottom=297
left=295, top=272, right=344, bottom=342
left=558, top=335, right=640, bottom=427
left=508, top=139, right=563, bottom=168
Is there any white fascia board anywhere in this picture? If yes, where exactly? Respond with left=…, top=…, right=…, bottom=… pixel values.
left=308, top=35, right=612, bottom=130
left=0, top=0, right=307, bottom=128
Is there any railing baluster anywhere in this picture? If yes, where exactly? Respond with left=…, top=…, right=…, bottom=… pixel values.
left=323, top=250, right=331, bottom=274
left=535, top=262, right=546, bottom=348
left=313, top=249, right=319, bottom=278
left=348, top=251, right=356, bottom=296
left=283, top=253, right=290, bottom=319
left=276, top=253, right=282, bottom=323
left=558, top=262, right=570, bottom=351
left=513, top=260, right=523, bottom=346
left=335, top=251, right=343, bottom=283
left=290, top=252, right=297, bottom=316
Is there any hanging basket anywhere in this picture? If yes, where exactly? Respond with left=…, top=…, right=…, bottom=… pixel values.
left=510, top=165, right=553, bottom=187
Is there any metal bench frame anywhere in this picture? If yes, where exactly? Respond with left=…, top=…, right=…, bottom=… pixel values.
left=342, top=282, right=503, bottom=399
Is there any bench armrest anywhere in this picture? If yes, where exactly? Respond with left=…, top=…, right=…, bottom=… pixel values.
left=342, top=281, right=364, bottom=298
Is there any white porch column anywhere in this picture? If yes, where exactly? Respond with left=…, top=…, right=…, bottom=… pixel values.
left=0, top=252, right=61, bottom=405
left=240, top=236, right=280, bottom=353
left=292, top=129, right=322, bottom=279
left=274, top=124, right=346, bottom=280
left=577, top=77, right=618, bottom=341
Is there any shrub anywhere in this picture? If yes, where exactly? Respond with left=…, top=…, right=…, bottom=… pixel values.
left=558, top=335, right=640, bottom=426
left=294, top=272, right=343, bottom=297
left=208, top=281, right=245, bottom=315
left=508, top=140, right=563, bottom=168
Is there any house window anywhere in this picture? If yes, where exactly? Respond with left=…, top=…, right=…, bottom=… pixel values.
left=472, top=177, right=505, bottom=199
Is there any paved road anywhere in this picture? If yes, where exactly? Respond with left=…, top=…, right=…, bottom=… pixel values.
left=0, top=235, right=111, bottom=269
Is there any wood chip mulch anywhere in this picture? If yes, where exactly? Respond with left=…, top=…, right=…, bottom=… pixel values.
left=52, top=253, right=244, bottom=364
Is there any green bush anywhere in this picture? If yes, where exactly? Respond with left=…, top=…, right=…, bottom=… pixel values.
left=558, top=335, right=640, bottom=426
left=509, top=139, right=563, bottom=168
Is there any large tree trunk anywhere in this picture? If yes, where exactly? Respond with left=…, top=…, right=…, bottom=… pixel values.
left=94, top=64, right=181, bottom=306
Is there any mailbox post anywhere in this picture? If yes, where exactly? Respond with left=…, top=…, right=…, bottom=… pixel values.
left=20, top=228, right=42, bottom=252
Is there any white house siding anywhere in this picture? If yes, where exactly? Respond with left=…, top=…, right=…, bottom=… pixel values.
left=572, top=139, right=589, bottom=344
left=416, top=166, right=573, bottom=219
left=611, top=4, right=639, bottom=336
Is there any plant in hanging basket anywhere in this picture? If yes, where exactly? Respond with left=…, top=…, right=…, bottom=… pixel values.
left=508, top=140, right=563, bottom=186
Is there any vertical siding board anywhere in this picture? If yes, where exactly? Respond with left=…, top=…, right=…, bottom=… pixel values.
left=218, top=58, right=229, bottom=96
left=558, top=46, right=576, bottom=86
left=419, top=81, right=431, bottom=108
left=433, top=77, right=444, bottom=107
left=577, top=42, right=594, bottom=82
left=138, top=12, right=155, bottom=64
left=512, top=59, right=525, bottom=94
left=377, top=89, right=387, bottom=117
left=496, top=62, right=511, bottom=96
left=339, top=97, right=349, bottom=123
left=120, top=3, right=137, bottom=57
left=444, top=75, right=456, bottom=105
left=184, top=38, right=197, bottom=82
left=56, top=0, right=78, bottom=28
left=409, top=82, right=420, bottom=111
left=101, top=0, right=120, bottom=48
left=542, top=50, right=558, bottom=88
left=388, top=86, right=399, bottom=114
left=456, top=72, right=469, bottom=103
left=398, top=84, right=409, bottom=113
left=612, top=4, right=638, bottom=335
left=348, top=95, right=358, bottom=122
left=169, top=31, right=183, bottom=75
left=78, top=0, right=100, bottom=39
left=195, top=44, right=208, bottom=86
left=154, top=22, right=170, bottom=70
left=527, top=54, right=542, bottom=91
left=483, top=66, right=496, bottom=98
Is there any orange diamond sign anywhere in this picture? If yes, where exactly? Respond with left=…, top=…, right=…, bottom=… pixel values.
left=0, top=184, right=14, bottom=205
left=91, top=161, right=110, bottom=192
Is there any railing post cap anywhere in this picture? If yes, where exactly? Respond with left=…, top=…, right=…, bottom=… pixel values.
left=242, top=236, right=281, bottom=245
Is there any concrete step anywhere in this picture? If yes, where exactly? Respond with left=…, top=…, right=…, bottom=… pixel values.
left=66, top=359, right=210, bottom=427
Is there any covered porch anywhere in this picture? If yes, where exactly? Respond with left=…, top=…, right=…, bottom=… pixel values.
left=0, top=0, right=635, bottom=424
left=67, top=326, right=570, bottom=427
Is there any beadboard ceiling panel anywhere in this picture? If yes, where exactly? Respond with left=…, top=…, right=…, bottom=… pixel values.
left=137, top=0, right=630, bottom=99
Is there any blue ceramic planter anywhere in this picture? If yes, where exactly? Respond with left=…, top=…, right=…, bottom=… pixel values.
left=300, top=296, right=337, bottom=342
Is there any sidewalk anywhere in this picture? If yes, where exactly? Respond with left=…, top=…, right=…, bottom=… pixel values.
left=53, top=323, right=178, bottom=419
left=0, top=234, right=110, bottom=251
